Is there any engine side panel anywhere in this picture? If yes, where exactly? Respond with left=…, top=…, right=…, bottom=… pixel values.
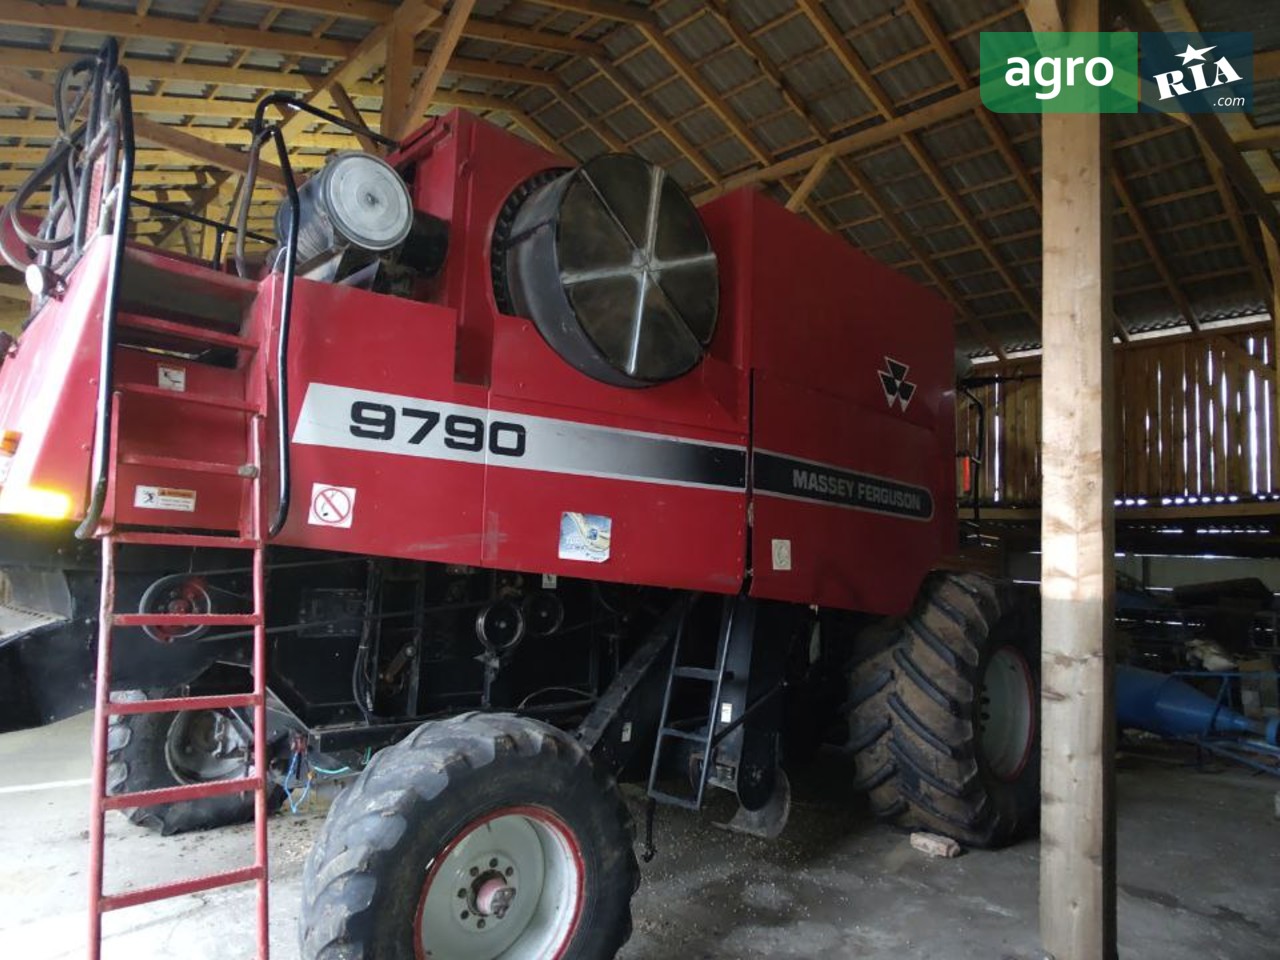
left=701, top=190, right=956, bottom=616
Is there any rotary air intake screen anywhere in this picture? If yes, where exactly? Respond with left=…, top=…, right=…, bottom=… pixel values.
left=501, top=155, right=719, bottom=388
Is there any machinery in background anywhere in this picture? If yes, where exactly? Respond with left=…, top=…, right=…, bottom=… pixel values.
left=0, top=42, right=1040, bottom=960
left=1117, top=665, right=1280, bottom=776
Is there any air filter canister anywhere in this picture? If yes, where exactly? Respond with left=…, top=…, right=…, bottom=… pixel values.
left=278, top=151, right=413, bottom=265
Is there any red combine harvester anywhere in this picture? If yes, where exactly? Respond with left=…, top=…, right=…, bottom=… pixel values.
left=0, top=44, right=1039, bottom=959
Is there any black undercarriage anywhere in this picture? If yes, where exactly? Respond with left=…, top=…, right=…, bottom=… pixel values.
left=0, top=518, right=853, bottom=809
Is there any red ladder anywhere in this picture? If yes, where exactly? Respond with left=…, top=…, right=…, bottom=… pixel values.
left=85, top=313, right=271, bottom=959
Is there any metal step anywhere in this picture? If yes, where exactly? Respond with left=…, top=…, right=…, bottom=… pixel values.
left=646, top=788, right=701, bottom=811
left=673, top=666, right=722, bottom=682
left=118, top=382, right=262, bottom=414
left=106, top=692, right=261, bottom=715
left=112, top=531, right=257, bottom=549
left=658, top=726, right=707, bottom=743
left=98, top=864, right=264, bottom=913
left=117, top=312, right=257, bottom=352
left=118, top=452, right=258, bottom=478
left=102, top=775, right=262, bottom=812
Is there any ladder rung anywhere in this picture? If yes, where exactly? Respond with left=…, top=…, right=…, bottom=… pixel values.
left=107, top=692, right=261, bottom=715
left=99, top=864, right=263, bottom=913
left=118, top=312, right=257, bottom=351
left=673, top=666, right=721, bottom=682
left=118, top=382, right=262, bottom=414
left=659, top=726, right=706, bottom=743
left=102, top=775, right=263, bottom=811
left=647, top=788, right=701, bottom=810
left=112, top=612, right=262, bottom=628
left=112, top=531, right=258, bottom=549
left=119, top=452, right=258, bottom=478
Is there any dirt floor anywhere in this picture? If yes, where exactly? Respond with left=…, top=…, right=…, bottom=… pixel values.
left=1, top=711, right=1277, bottom=959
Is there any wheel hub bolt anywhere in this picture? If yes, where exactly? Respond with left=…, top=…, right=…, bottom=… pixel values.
left=474, top=876, right=517, bottom=919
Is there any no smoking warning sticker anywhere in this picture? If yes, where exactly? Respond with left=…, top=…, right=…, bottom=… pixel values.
left=308, top=482, right=357, bottom=529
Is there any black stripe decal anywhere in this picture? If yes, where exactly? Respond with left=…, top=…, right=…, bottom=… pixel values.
left=752, top=450, right=934, bottom=521
left=293, top=383, right=747, bottom=491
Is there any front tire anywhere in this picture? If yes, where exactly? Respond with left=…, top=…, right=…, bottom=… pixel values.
left=106, top=688, right=278, bottom=835
left=849, top=572, right=1040, bottom=848
left=301, top=712, right=639, bottom=960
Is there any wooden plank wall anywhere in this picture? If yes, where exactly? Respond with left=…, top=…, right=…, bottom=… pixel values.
left=959, top=328, right=1277, bottom=504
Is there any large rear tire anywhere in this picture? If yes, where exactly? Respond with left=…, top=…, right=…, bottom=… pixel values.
left=849, top=572, right=1040, bottom=848
left=300, top=712, right=639, bottom=960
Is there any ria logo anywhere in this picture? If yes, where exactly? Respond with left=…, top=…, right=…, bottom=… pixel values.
left=878, top=358, right=916, bottom=412
left=1140, top=31, right=1253, bottom=114
left=1153, top=42, right=1242, bottom=102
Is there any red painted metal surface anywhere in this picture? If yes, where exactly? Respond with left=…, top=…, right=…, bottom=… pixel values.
left=3, top=110, right=954, bottom=620
left=700, top=190, right=955, bottom=615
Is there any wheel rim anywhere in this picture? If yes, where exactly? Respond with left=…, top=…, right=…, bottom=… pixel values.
left=415, top=806, right=584, bottom=960
left=164, top=710, right=250, bottom=783
left=978, top=646, right=1036, bottom=782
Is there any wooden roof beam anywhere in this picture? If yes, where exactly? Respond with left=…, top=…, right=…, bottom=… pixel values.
left=282, top=0, right=442, bottom=136
left=0, top=65, right=286, bottom=185
left=0, top=0, right=595, bottom=64
left=842, top=159, right=1008, bottom=360
left=1207, top=158, right=1273, bottom=307
left=0, top=47, right=556, bottom=92
left=693, top=86, right=983, bottom=202
left=909, top=0, right=1041, bottom=216
left=587, top=57, right=717, bottom=183
left=1123, top=0, right=1280, bottom=240
left=525, top=0, right=648, bottom=24
left=634, top=19, right=771, bottom=167
left=389, top=0, right=477, bottom=141
left=1110, top=168, right=1199, bottom=330
left=901, top=133, right=1040, bottom=320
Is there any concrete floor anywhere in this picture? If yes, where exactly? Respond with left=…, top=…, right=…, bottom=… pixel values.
left=1, top=713, right=1277, bottom=959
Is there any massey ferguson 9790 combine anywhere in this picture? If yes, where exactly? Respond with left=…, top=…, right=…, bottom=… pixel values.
left=0, top=44, right=1039, bottom=959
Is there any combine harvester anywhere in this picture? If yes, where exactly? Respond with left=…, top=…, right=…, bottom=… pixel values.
left=0, top=43, right=1040, bottom=959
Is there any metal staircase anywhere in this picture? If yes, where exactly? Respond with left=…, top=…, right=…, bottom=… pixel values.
left=646, top=597, right=738, bottom=810
left=86, top=328, right=271, bottom=955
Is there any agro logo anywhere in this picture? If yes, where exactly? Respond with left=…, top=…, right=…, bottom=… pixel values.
left=1152, top=42, right=1242, bottom=102
left=878, top=358, right=916, bottom=412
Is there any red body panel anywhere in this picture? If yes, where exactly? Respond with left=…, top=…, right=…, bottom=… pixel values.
left=0, top=110, right=955, bottom=615
left=700, top=191, right=956, bottom=615
left=0, top=240, right=108, bottom=517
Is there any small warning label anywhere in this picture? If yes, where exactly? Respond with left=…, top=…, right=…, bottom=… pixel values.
left=308, top=483, right=356, bottom=528
left=157, top=365, right=186, bottom=392
left=135, top=486, right=197, bottom=512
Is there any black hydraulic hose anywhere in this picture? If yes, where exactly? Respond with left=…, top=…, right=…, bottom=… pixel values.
left=266, top=126, right=297, bottom=538
left=0, top=55, right=99, bottom=268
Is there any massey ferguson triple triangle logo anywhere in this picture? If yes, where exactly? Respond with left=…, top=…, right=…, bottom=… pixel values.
left=879, top=358, right=916, bottom=412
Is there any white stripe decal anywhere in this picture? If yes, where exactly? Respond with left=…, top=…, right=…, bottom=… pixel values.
left=292, top=383, right=748, bottom=491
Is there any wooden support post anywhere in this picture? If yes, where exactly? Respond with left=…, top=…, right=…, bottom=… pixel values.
left=1039, top=0, right=1116, bottom=957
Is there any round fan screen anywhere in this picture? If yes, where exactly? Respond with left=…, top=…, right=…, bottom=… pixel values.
left=500, top=154, right=719, bottom=388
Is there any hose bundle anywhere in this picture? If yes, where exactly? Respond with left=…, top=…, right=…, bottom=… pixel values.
left=0, top=40, right=125, bottom=277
